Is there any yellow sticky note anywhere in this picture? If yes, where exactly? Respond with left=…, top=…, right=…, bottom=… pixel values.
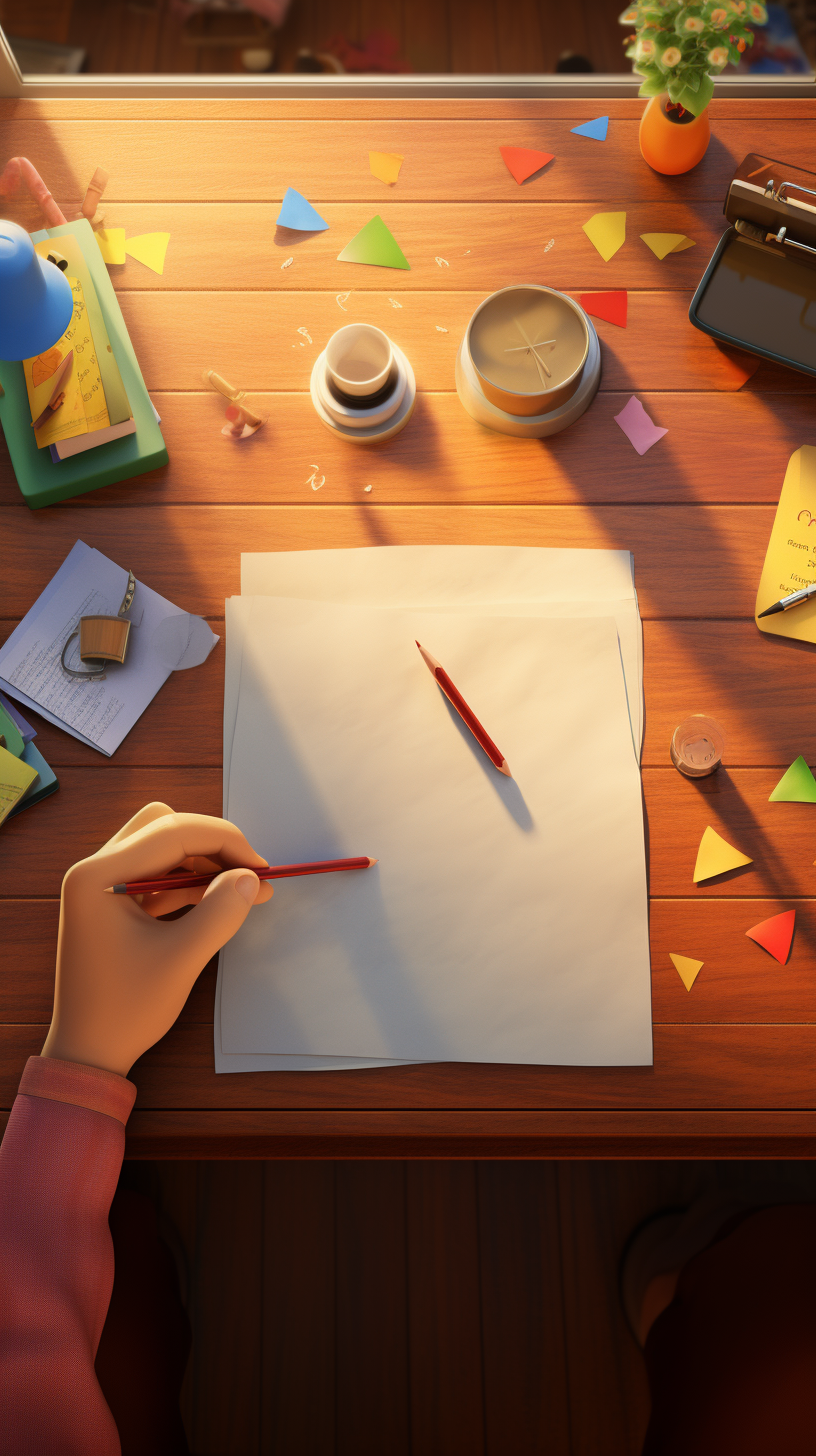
left=582, top=211, right=626, bottom=262
left=756, top=446, right=816, bottom=642
left=369, top=151, right=404, bottom=185
left=640, top=232, right=695, bottom=260
left=96, top=228, right=126, bottom=265
left=693, top=826, right=752, bottom=884
left=669, top=953, right=704, bottom=992
left=0, top=743, right=38, bottom=827
left=125, top=232, right=170, bottom=274
left=23, top=278, right=110, bottom=448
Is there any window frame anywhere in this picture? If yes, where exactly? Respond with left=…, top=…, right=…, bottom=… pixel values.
left=0, top=19, right=813, bottom=99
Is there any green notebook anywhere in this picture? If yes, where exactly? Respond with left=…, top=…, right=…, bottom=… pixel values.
left=0, top=218, right=168, bottom=508
left=6, top=740, right=59, bottom=819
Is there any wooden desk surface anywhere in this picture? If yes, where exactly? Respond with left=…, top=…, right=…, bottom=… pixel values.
left=2, top=95, right=816, bottom=1158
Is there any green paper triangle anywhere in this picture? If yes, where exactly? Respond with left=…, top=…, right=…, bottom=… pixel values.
left=769, top=755, right=816, bottom=803
left=337, top=215, right=410, bottom=270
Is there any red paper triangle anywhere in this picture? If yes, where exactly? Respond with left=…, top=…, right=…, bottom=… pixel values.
left=745, top=909, right=795, bottom=964
left=580, top=291, right=628, bottom=328
left=499, top=146, right=555, bottom=184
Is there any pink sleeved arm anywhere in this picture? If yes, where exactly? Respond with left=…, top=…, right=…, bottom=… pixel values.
left=0, top=1055, right=137, bottom=1456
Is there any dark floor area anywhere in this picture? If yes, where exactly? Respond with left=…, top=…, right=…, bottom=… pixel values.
left=121, top=1157, right=816, bottom=1456
left=0, top=0, right=653, bottom=76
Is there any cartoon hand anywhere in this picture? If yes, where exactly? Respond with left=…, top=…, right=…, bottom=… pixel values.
left=41, top=802, right=272, bottom=1077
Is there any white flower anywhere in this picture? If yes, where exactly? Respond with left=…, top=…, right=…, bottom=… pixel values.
left=658, top=44, right=683, bottom=67
left=681, top=14, right=706, bottom=31
left=707, top=44, right=729, bottom=66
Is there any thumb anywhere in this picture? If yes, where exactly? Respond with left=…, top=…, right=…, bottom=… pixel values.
left=164, top=867, right=264, bottom=970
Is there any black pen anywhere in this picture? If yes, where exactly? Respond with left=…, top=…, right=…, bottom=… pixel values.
left=758, top=582, right=816, bottom=619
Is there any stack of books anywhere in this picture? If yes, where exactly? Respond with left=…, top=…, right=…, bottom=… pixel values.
left=0, top=690, right=58, bottom=827
left=0, top=218, right=167, bottom=509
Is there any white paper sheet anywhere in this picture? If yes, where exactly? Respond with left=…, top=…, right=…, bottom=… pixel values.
left=0, top=541, right=219, bottom=757
left=216, top=595, right=422, bottom=1073
left=241, top=545, right=644, bottom=753
left=220, top=596, right=652, bottom=1067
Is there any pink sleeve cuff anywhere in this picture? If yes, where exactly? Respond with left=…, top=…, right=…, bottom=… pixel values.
left=18, top=1056, right=137, bottom=1126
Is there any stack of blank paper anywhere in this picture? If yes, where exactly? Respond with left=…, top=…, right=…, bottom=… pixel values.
left=217, top=546, right=651, bottom=1073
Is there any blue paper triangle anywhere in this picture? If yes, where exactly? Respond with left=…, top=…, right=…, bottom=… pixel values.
left=571, top=115, right=609, bottom=141
left=276, top=187, right=329, bottom=232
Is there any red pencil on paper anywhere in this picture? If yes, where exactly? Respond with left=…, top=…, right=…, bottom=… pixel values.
left=113, top=856, right=377, bottom=896
left=416, top=641, right=511, bottom=777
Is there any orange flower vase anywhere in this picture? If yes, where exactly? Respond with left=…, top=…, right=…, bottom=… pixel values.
left=639, top=94, right=710, bottom=175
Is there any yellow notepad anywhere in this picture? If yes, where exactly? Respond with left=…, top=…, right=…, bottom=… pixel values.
left=23, top=276, right=110, bottom=449
left=756, top=445, right=816, bottom=641
left=0, top=743, right=38, bottom=826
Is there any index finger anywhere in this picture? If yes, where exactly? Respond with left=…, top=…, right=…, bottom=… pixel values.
left=81, top=812, right=268, bottom=889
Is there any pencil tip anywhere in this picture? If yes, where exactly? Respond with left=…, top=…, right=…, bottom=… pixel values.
left=368, top=857, right=379, bottom=866
left=498, top=760, right=512, bottom=778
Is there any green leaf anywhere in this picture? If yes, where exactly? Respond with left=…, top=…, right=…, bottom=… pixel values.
left=638, top=74, right=667, bottom=96
left=696, top=71, right=714, bottom=109
left=667, top=75, right=685, bottom=102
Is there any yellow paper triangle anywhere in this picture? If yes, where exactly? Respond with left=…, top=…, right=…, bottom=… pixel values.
left=640, top=232, right=694, bottom=260
left=693, top=826, right=752, bottom=883
left=582, top=211, right=626, bottom=262
left=95, top=227, right=126, bottom=265
left=125, top=232, right=170, bottom=275
left=369, top=151, right=404, bottom=185
left=669, top=953, right=704, bottom=992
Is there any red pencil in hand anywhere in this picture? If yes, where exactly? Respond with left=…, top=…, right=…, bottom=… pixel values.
left=113, top=856, right=377, bottom=896
left=416, top=641, right=511, bottom=777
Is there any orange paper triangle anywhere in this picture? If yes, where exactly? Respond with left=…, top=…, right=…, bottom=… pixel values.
left=499, top=146, right=554, bottom=184
left=669, top=953, right=704, bottom=992
left=580, top=291, right=627, bottom=328
left=745, top=909, right=795, bottom=964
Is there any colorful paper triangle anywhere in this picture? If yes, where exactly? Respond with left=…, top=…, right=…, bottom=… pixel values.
left=745, top=909, right=795, bottom=964
left=337, top=215, right=410, bottom=270
left=693, top=826, right=753, bottom=883
left=769, top=755, right=816, bottom=803
left=124, top=232, right=170, bottom=275
left=669, top=953, right=704, bottom=992
left=276, top=187, right=329, bottom=231
left=499, top=146, right=555, bottom=184
left=572, top=115, right=608, bottom=141
left=582, top=211, right=626, bottom=262
left=369, top=151, right=404, bottom=185
left=640, top=232, right=695, bottom=260
left=580, top=290, right=627, bottom=328
left=95, top=227, right=126, bottom=265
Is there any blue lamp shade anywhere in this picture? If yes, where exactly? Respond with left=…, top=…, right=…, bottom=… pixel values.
left=0, top=219, right=74, bottom=361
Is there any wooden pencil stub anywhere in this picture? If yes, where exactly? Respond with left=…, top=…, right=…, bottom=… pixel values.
left=79, top=614, right=131, bottom=664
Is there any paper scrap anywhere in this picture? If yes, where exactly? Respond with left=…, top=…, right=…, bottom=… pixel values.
left=745, top=909, right=795, bottom=964
left=306, top=465, right=325, bottom=491
left=124, top=232, right=170, bottom=275
left=388, top=298, right=402, bottom=308
left=152, top=612, right=219, bottom=670
left=337, top=215, right=410, bottom=270
left=499, top=146, right=554, bottom=185
left=669, top=953, right=704, bottom=992
left=572, top=116, right=608, bottom=140
left=435, top=256, right=449, bottom=267
left=0, top=742, right=38, bottom=826
left=580, top=291, right=627, bottom=328
left=614, top=396, right=667, bottom=456
left=769, top=755, right=816, bottom=802
left=543, top=238, right=555, bottom=253
left=95, top=227, right=126, bottom=265
left=336, top=291, right=351, bottom=309
left=281, top=256, right=293, bottom=270
left=369, top=151, right=404, bottom=185
left=693, top=826, right=752, bottom=884
left=640, top=232, right=695, bottom=260
left=582, top=211, right=626, bottom=262
left=276, top=187, right=329, bottom=232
